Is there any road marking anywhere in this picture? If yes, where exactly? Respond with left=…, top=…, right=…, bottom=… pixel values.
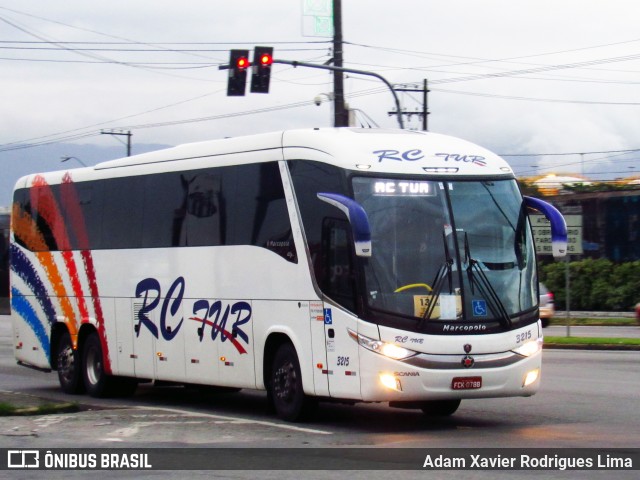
left=33, top=415, right=67, bottom=429
left=101, top=419, right=209, bottom=442
left=134, top=406, right=333, bottom=435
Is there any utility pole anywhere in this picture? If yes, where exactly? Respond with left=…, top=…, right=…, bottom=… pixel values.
left=275, top=59, right=404, bottom=129
left=388, top=79, right=429, bottom=131
left=101, top=129, right=132, bottom=157
left=332, top=0, right=349, bottom=127
left=423, top=78, right=429, bottom=131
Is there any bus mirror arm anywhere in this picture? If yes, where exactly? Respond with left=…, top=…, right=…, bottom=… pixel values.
left=317, top=193, right=372, bottom=257
left=523, top=196, right=568, bottom=258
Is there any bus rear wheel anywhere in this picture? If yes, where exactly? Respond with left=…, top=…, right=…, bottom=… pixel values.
left=82, top=332, right=137, bottom=398
left=269, top=343, right=316, bottom=422
left=56, top=330, right=84, bottom=394
left=420, top=399, right=461, bottom=417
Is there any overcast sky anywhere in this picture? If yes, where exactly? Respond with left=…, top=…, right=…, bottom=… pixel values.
left=1, top=0, right=640, bottom=182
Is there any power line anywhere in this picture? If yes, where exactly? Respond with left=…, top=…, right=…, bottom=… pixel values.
left=0, top=43, right=328, bottom=51
left=345, top=39, right=640, bottom=74
left=0, top=14, right=333, bottom=82
left=0, top=40, right=330, bottom=46
left=0, top=100, right=314, bottom=153
left=499, top=148, right=640, bottom=157
left=509, top=150, right=640, bottom=177
left=430, top=87, right=640, bottom=106
left=0, top=6, right=328, bottom=54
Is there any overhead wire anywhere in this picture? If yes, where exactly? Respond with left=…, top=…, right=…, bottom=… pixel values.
left=2, top=6, right=640, bottom=170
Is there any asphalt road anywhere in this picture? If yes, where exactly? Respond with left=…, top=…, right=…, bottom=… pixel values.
left=0, top=316, right=639, bottom=479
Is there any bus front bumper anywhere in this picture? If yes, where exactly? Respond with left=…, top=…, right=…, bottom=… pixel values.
left=358, top=346, right=542, bottom=402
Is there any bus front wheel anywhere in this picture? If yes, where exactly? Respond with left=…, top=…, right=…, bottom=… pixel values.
left=421, top=399, right=461, bottom=416
left=269, top=343, right=316, bottom=422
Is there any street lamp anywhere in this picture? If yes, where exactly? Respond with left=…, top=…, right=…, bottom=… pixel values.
left=60, top=156, right=87, bottom=167
left=313, top=92, right=334, bottom=106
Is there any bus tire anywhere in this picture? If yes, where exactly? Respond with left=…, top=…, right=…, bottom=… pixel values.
left=82, top=332, right=137, bottom=398
left=420, top=399, right=461, bottom=417
left=269, top=343, right=316, bottom=422
left=56, top=330, right=85, bottom=394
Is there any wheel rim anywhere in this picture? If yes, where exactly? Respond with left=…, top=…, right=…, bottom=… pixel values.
left=85, top=345, right=102, bottom=386
left=273, top=361, right=297, bottom=404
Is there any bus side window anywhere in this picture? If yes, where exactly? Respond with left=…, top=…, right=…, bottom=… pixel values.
left=232, top=162, right=297, bottom=263
left=103, top=177, right=143, bottom=249
left=321, top=218, right=356, bottom=312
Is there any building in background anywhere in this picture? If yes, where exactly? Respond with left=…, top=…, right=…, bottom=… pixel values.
left=520, top=174, right=640, bottom=262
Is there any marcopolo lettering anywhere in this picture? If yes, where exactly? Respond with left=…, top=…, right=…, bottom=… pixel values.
left=443, top=324, right=487, bottom=332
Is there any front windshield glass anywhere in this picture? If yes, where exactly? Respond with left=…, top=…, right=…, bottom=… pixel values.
left=352, top=177, right=536, bottom=325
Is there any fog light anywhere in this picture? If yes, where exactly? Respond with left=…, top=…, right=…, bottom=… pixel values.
left=380, top=373, right=402, bottom=391
left=523, top=368, right=539, bottom=387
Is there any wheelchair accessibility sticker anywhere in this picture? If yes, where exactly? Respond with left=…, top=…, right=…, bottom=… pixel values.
left=472, top=300, right=488, bottom=317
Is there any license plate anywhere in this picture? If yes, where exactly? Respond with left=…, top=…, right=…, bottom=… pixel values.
left=451, top=376, right=482, bottom=390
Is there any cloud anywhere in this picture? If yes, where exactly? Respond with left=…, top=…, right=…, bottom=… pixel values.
left=1, top=0, right=639, bottom=187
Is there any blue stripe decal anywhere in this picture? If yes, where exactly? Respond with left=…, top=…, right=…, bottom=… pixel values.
left=11, top=287, right=50, bottom=358
left=10, top=244, right=57, bottom=325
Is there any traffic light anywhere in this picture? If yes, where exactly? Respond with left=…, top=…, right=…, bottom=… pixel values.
left=227, top=49, right=250, bottom=96
left=250, top=46, right=273, bottom=94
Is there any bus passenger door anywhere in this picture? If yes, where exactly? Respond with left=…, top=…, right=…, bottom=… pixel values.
left=309, top=300, right=329, bottom=397
left=323, top=306, right=360, bottom=399
left=321, top=219, right=361, bottom=399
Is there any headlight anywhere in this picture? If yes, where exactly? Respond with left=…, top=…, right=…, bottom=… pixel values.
left=512, top=338, right=543, bottom=357
left=348, top=329, right=418, bottom=360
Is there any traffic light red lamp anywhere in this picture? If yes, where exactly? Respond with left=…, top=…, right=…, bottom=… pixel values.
left=250, top=46, right=274, bottom=94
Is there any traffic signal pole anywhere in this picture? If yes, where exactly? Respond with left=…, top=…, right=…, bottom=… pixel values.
left=273, top=59, right=404, bottom=129
left=220, top=47, right=404, bottom=129
left=332, top=0, right=348, bottom=127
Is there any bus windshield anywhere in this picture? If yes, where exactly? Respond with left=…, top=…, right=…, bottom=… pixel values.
left=352, top=177, right=537, bottom=328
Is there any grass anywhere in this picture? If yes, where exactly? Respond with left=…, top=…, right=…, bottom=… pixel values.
left=549, top=317, right=638, bottom=327
left=546, top=316, right=640, bottom=348
left=0, top=401, right=79, bottom=416
left=544, top=336, right=640, bottom=347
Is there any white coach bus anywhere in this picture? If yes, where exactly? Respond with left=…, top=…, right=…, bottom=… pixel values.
left=10, top=128, right=566, bottom=421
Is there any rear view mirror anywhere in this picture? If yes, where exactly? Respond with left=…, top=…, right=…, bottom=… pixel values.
left=524, top=196, right=567, bottom=258
left=317, top=193, right=372, bottom=257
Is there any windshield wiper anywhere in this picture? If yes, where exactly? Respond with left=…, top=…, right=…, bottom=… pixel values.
left=420, top=230, right=453, bottom=325
left=464, top=233, right=513, bottom=329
